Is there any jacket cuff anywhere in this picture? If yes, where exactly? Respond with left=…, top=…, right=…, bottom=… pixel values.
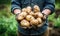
left=43, top=5, right=55, bottom=15
left=11, top=7, right=21, bottom=14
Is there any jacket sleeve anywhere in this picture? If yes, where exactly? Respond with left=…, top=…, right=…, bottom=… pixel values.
left=11, top=0, right=21, bottom=13
left=43, top=0, right=55, bottom=14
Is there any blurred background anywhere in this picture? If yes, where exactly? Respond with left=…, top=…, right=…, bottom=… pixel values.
left=0, top=0, right=60, bottom=36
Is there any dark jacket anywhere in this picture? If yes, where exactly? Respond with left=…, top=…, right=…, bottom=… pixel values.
left=11, top=0, right=55, bottom=35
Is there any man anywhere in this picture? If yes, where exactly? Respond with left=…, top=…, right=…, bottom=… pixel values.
left=11, top=0, right=55, bottom=36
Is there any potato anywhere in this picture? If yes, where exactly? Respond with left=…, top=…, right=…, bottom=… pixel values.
left=34, top=12, right=38, bottom=18
left=20, top=12, right=27, bottom=17
left=37, top=18, right=42, bottom=24
left=30, top=19, right=39, bottom=25
left=29, top=11, right=34, bottom=16
left=20, top=20, right=30, bottom=27
left=16, top=12, right=27, bottom=20
left=26, top=15, right=35, bottom=21
left=16, top=14, right=24, bottom=20
left=26, top=6, right=32, bottom=13
left=34, top=12, right=43, bottom=18
left=17, top=16, right=24, bottom=21
left=22, top=8, right=27, bottom=12
left=33, top=5, right=40, bottom=12
left=37, top=12, right=43, bottom=18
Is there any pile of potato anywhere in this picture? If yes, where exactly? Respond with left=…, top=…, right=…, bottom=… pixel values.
left=16, top=5, right=44, bottom=29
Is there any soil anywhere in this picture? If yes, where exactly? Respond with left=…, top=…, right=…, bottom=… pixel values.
left=49, top=9, right=60, bottom=36
left=49, top=27, right=60, bottom=36
left=48, top=21, right=54, bottom=27
left=49, top=21, right=60, bottom=36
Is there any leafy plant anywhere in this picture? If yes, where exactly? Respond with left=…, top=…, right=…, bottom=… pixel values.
left=48, top=13, right=55, bottom=22
left=0, top=17, right=9, bottom=34
left=53, top=16, right=60, bottom=28
left=0, top=15, right=17, bottom=36
left=6, top=16, right=17, bottom=36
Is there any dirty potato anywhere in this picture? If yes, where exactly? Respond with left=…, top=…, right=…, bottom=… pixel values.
left=33, top=5, right=40, bottom=13
left=30, top=19, right=39, bottom=25
left=16, top=14, right=24, bottom=21
left=20, top=12, right=27, bottom=17
left=22, top=8, right=27, bottom=12
left=26, top=15, right=35, bottom=21
left=37, top=18, right=42, bottom=24
left=34, top=12, right=43, bottom=18
left=26, top=6, right=32, bottom=13
left=29, top=11, right=35, bottom=16
left=20, top=20, right=30, bottom=28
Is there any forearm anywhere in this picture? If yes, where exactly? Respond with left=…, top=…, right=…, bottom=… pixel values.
left=42, top=0, right=55, bottom=15
left=11, top=0, right=21, bottom=14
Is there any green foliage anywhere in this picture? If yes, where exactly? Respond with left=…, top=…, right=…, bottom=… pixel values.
left=55, top=3, right=60, bottom=9
left=0, top=0, right=11, bottom=4
left=53, top=16, right=60, bottom=28
left=56, top=0, right=60, bottom=3
left=0, top=17, right=9, bottom=34
left=6, top=16, right=17, bottom=36
left=0, top=4, right=17, bottom=36
left=0, top=22, right=7, bottom=34
left=48, top=13, right=55, bottom=22
left=48, top=13, right=60, bottom=28
left=0, top=5, right=12, bottom=18
left=0, top=16, right=17, bottom=36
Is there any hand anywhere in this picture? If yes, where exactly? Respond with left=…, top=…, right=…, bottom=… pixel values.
left=42, top=13, right=48, bottom=21
left=16, top=13, right=21, bottom=24
left=42, top=9, right=51, bottom=20
left=13, top=9, right=21, bottom=22
left=16, top=13, right=28, bottom=29
left=36, top=13, right=48, bottom=28
left=14, top=9, right=21, bottom=15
